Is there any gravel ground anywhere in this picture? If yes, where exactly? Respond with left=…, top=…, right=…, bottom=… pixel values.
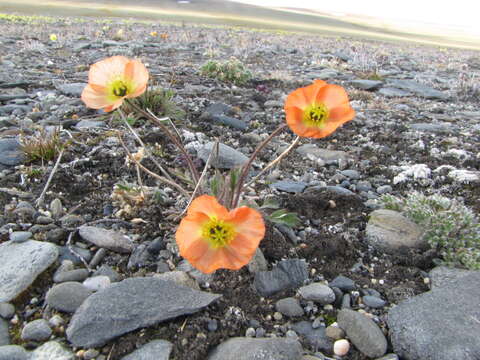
left=0, top=14, right=479, bottom=360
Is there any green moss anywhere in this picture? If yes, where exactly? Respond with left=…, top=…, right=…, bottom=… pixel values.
left=379, top=192, right=480, bottom=270
left=200, top=57, right=252, bottom=86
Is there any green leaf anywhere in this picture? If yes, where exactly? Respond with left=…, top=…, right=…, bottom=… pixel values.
left=267, top=209, right=300, bottom=228
left=260, top=197, right=281, bottom=210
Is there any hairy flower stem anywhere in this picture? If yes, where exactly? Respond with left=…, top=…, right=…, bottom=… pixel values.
left=232, top=123, right=288, bottom=208
left=124, top=99, right=200, bottom=185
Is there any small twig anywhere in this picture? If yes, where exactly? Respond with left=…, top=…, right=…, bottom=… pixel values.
left=118, top=133, right=190, bottom=197
left=245, top=136, right=301, bottom=188
left=118, top=109, right=174, bottom=182
left=106, top=344, right=115, bottom=360
left=66, top=231, right=92, bottom=271
left=36, top=147, right=65, bottom=207
left=178, top=140, right=218, bottom=218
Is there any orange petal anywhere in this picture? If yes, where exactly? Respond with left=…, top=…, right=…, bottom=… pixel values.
left=81, top=84, right=110, bottom=109
left=328, top=105, right=355, bottom=124
left=127, top=83, right=147, bottom=99
left=103, top=99, right=124, bottom=112
left=175, top=212, right=208, bottom=254
left=316, top=84, right=351, bottom=109
left=124, top=59, right=149, bottom=96
left=191, top=247, right=224, bottom=274
left=88, top=56, right=129, bottom=86
left=285, top=106, right=321, bottom=137
left=187, top=195, right=229, bottom=219
left=225, top=207, right=265, bottom=246
left=285, top=87, right=309, bottom=110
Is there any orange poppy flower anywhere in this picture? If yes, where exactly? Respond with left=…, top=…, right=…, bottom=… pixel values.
left=81, top=56, right=149, bottom=112
left=176, top=195, right=265, bottom=274
left=284, top=80, right=355, bottom=138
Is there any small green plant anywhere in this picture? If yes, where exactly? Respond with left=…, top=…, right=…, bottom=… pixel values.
left=20, top=128, right=64, bottom=163
left=119, top=87, right=185, bottom=124
left=380, top=192, right=480, bottom=270
left=200, top=57, right=252, bottom=85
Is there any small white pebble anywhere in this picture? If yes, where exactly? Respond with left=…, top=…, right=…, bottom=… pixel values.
left=379, top=279, right=385, bottom=285
left=334, top=339, right=350, bottom=356
left=371, top=278, right=377, bottom=284
left=423, top=277, right=430, bottom=284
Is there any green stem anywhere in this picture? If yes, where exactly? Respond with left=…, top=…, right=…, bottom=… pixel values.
left=125, top=99, right=200, bottom=185
left=232, top=123, right=288, bottom=208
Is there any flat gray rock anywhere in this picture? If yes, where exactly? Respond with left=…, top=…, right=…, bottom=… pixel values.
left=388, top=79, right=448, bottom=100
left=0, top=138, right=24, bottom=166
left=388, top=272, right=480, bottom=360
left=0, top=318, right=9, bottom=346
left=254, top=259, right=308, bottom=297
left=429, top=266, right=473, bottom=289
left=0, top=240, right=58, bottom=302
left=66, top=277, right=221, bottom=347
left=56, top=83, right=85, bottom=96
left=0, top=345, right=29, bottom=360
left=350, top=79, right=383, bottom=90
left=121, top=339, right=173, bottom=360
left=378, top=87, right=411, bottom=97
left=270, top=180, right=308, bottom=193
left=30, top=341, right=74, bottom=360
left=410, top=122, right=453, bottom=133
left=365, top=209, right=426, bottom=254
left=78, top=226, right=133, bottom=253
left=197, top=142, right=248, bottom=169
left=207, top=337, right=303, bottom=360
left=296, top=144, right=351, bottom=164
left=337, top=309, right=387, bottom=358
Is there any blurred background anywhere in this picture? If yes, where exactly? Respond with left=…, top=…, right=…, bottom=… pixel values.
left=0, top=0, right=478, bottom=49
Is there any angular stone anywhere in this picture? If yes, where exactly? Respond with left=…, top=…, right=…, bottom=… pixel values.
left=337, top=309, right=387, bottom=358
left=121, top=339, right=173, bottom=360
left=410, top=122, right=453, bottom=134
left=291, top=321, right=332, bottom=351
left=270, top=180, right=308, bottom=193
left=0, top=240, right=58, bottom=302
left=275, top=297, right=304, bottom=317
left=254, top=259, right=308, bottom=297
left=208, top=337, right=303, bottom=360
left=78, top=226, right=134, bottom=253
left=365, top=209, right=426, bottom=254
left=66, top=277, right=221, bottom=347
left=388, top=272, right=480, bottom=360
left=378, top=87, right=411, bottom=97
left=197, top=142, right=248, bottom=169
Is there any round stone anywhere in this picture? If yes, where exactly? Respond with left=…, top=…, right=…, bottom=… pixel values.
left=0, top=303, right=15, bottom=319
left=334, top=339, right=350, bottom=356
left=275, top=297, right=304, bottom=317
left=46, top=282, right=93, bottom=313
left=9, top=232, right=32, bottom=243
left=299, top=283, right=336, bottom=304
left=21, top=319, right=52, bottom=341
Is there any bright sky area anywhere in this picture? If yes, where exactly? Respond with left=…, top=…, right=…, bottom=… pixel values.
left=230, top=0, right=480, bottom=35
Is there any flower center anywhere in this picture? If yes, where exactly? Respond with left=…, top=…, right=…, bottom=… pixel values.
left=303, top=103, right=329, bottom=127
left=111, top=79, right=129, bottom=97
left=201, top=217, right=236, bottom=249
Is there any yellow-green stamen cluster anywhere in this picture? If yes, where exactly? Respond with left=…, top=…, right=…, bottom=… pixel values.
left=303, top=103, right=329, bottom=127
left=108, top=78, right=133, bottom=99
left=201, top=217, right=236, bottom=249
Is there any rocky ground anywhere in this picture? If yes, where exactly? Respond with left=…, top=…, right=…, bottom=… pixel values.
left=0, top=14, right=479, bottom=360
